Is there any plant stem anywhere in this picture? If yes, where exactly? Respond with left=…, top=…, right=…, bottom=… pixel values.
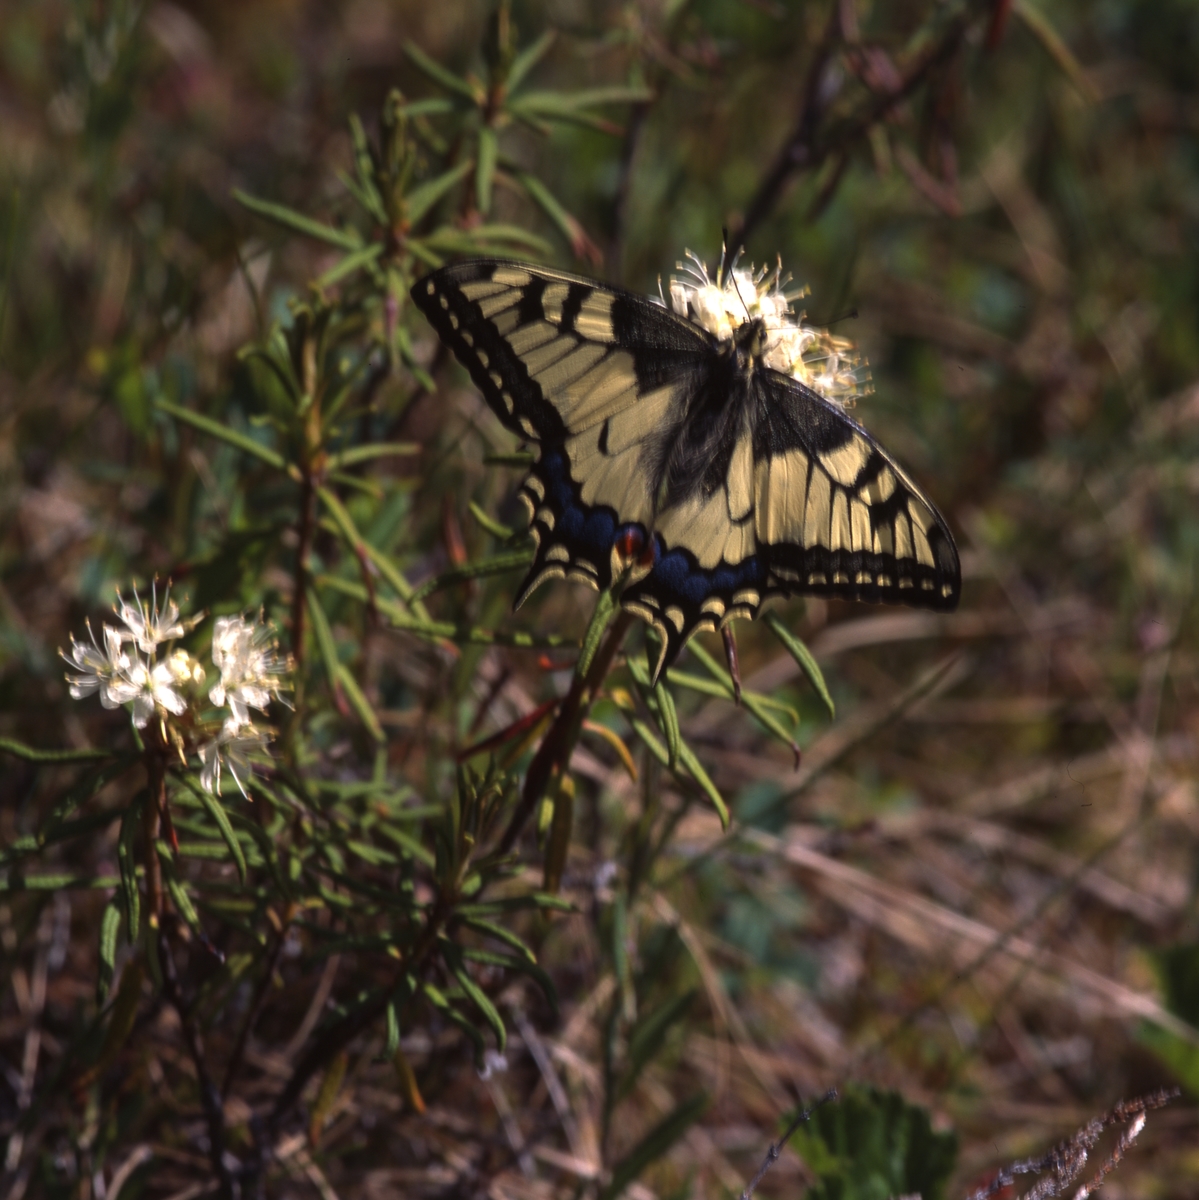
left=143, top=754, right=165, bottom=926
left=158, top=928, right=238, bottom=1198
left=498, top=610, right=635, bottom=854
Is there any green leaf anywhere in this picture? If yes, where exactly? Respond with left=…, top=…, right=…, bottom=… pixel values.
left=325, top=442, right=419, bottom=470
left=654, top=678, right=680, bottom=771
left=543, top=776, right=574, bottom=895
left=515, top=86, right=654, bottom=112
left=764, top=611, right=835, bottom=717
left=790, top=1087, right=958, bottom=1200
left=397, top=97, right=456, bottom=118
left=409, top=549, right=534, bottom=602
left=508, top=170, right=585, bottom=252
left=233, top=188, right=362, bottom=251
left=422, top=980, right=487, bottom=1065
left=461, top=947, right=558, bottom=1017
left=118, top=797, right=142, bottom=938
left=618, top=988, right=697, bottom=1102
left=191, top=781, right=248, bottom=882
left=505, top=30, right=556, bottom=93
left=441, top=937, right=506, bottom=1049
left=468, top=501, right=514, bottom=541
left=406, top=160, right=473, bottom=225
left=404, top=40, right=482, bottom=102
left=163, top=863, right=202, bottom=933
left=155, top=399, right=286, bottom=471
left=337, top=663, right=385, bottom=742
left=315, top=488, right=427, bottom=615
left=319, top=574, right=576, bottom=648
left=599, top=1092, right=710, bottom=1200
left=577, top=589, right=617, bottom=678
left=674, top=739, right=728, bottom=828
left=2, top=873, right=120, bottom=891
left=459, top=916, right=536, bottom=961
left=316, top=242, right=384, bottom=289
left=475, top=127, right=498, bottom=215
left=97, top=900, right=122, bottom=1003
left=385, top=999, right=401, bottom=1057
left=483, top=451, right=535, bottom=468
left=0, top=738, right=113, bottom=763
left=306, top=585, right=343, bottom=690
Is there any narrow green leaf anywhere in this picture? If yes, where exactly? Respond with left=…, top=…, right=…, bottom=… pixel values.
left=1013, top=0, right=1100, bottom=102
left=675, top=739, right=728, bottom=828
left=577, top=589, right=617, bottom=678
left=508, top=170, right=583, bottom=250
left=315, top=487, right=428, bottom=615
left=233, top=189, right=362, bottom=250
left=459, top=916, right=536, bottom=961
left=475, top=127, right=498, bottom=214
left=764, top=611, right=835, bottom=717
left=543, top=776, right=573, bottom=894
left=325, top=442, right=419, bottom=470
left=306, top=585, right=343, bottom=689
left=421, top=981, right=488, bottom=1064
left=2, top=874, right=121, bottom=891
left=419, top=224, right=553, bottom=257
left=164, top=866, right=201, bottom=932
left=191, top=782, right=248, bottom=882
left=118, top=798, right=142, bottom=937
left=483, top=451, right=535, bottom=467
left=404, top=41, right=482, bottom=102
left=630, top=717, right=669, bottom=768
left=461, top=947, right=558, bottom=1017
left=0, top=737, right=112, bottom=763
left=619, top=988, right=697, bottom=1101
left=337, top=663, right=385, bottom=742
left=319, top=575, right=575, bottom=648
left=97, top=900, right=122, bottom=1003
left=468, top=501, right=514, bottom=540
left=442, top=938, right=506, bottom=1049
left=505, top=30, right=556, bottom=92
left=155, top=399, right=286, bottom=471
left=515, top=86, right=654, bottom=112
left=410, top=549, right=534, bottom=602
left=316, top=242, right=384, bottom=289
left=406, top=159, right=473, bottom=225
left=599, top=1093, right=710, bottom=1200
left=397, top=97, right=456, bottom=117
left=654, top=679, right=681, bottom=771
left=374, top=823, right=437, bottom=869
left=385, top=1000, right=401, bottom=1057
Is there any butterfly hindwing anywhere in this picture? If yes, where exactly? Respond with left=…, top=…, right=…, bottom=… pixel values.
left=412, top=259, right=961, bottom=680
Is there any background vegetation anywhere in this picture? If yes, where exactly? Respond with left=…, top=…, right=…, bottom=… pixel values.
left=2, top=0, right=1198, bottom=1197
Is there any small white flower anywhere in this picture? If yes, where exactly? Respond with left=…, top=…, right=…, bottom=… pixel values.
left=664, top=249, right=871, bottom=409
left=61, top=620, right=132, bottom=706
left=113, top=581, right=198, bottom=653
left=210, top=614, right=291, bottom=732
left=198, top=727, right=272, bottom=796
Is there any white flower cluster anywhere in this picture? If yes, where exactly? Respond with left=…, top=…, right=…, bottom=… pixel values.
left=666, top=250, right=872, bottom=408
left=60, top=584, right=291, bottom=796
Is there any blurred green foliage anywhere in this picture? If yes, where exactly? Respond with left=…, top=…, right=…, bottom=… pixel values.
left=2, top=0, right=1198, bottom=1197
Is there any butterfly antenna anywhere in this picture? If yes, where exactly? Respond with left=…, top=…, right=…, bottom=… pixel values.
left=730, top=267, right=753, bottom=324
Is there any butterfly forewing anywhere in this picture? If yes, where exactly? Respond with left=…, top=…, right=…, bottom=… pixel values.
left=412, top=259, right=960, bottom=679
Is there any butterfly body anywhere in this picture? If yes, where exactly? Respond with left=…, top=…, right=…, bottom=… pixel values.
left=412, top=259, right=960, bottom=678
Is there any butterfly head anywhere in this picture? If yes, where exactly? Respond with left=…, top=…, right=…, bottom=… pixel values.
left=731, top=315, right=769, bottom=367
left=668, top=250, right=872, bottom=408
